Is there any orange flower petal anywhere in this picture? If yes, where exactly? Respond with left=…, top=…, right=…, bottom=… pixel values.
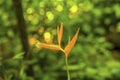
left=57, top=23, right=63, bottom=46
left=64, top=28, right=80, bottom=57
left=40, top=43, right=61, bottom=50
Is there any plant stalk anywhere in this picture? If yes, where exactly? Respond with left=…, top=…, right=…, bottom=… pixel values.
left=65, top=57, right=70, bottom=80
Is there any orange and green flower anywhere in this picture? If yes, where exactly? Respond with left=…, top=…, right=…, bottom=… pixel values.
left=37, top=23, right=80, bottom=57
left=36, top=23, right=79, bottom=80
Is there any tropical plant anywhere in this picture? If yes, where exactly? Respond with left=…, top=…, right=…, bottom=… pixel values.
left=36, top=23, right=79, bottom=80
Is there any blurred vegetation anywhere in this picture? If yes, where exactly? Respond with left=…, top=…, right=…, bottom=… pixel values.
left=0, top=0, right=120, bottom=80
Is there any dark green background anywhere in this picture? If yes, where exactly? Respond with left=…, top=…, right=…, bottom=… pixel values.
left=0, top=0, right=120, bottom=80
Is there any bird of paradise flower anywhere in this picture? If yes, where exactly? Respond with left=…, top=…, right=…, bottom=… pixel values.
left=36, top=23, right=80, bottom=80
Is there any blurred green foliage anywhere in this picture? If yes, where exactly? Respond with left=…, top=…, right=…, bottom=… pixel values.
left=0, top=0, right=120, bottom=80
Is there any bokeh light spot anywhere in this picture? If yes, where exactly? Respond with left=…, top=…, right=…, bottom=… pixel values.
left=39, top=9, right=45, bottom=15
left=70, top=5, right=78, bottom=13
left=38, top=26, right=44, bottom=34
left=27, top=8, right=34, bottom=14
left=56, top=5, right=63, bottom=12
left=44, top=32, right=52, bottom=43
left=46, top=11, right=54, bottom=21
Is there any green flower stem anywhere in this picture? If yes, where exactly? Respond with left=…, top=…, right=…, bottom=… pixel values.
left=65, top=57, right=70, bottom=80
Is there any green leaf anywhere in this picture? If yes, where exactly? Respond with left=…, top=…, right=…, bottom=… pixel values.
left=12, top=52, right=24, bottom=59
